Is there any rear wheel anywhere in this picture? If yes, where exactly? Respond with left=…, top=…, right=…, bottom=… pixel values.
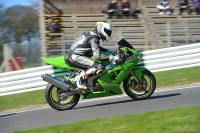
left=45, top=84, right=80, bottom=111
left=123, top=70, right=156, bottom=100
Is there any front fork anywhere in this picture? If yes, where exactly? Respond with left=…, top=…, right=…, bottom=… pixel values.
left=130, top=69, right=147, bottom=92
left=130, top=70, right=140, bottom=82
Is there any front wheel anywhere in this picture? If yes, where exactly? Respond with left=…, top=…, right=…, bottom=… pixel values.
left=123, top=70, right=156, bottom=100
left=45, top=84, right=80, bottom=111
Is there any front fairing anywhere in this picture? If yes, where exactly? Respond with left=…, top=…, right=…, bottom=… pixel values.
left=121, top=47, right=140, bottom=69
left=100, top=47, right=141, bottom=83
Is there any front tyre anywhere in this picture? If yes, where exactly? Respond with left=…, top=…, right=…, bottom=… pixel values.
left=123, top=70, right=156, bottom=100
left=45, top=84, right=80, bottom=111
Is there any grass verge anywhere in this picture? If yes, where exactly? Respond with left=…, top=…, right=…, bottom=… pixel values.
left=154, top=66, right=200, bottom=87
left=0, top=66, right=200, bottom=113
left=12, top=105, right=200, bottom=133
left=0, top=90, right=46, bottom=112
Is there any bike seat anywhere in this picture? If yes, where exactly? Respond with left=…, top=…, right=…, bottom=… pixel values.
left=65, top=58, right=88, bottom=70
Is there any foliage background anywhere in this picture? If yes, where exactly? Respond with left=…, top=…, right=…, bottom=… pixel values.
left=0, top=2, right=40, bottom=67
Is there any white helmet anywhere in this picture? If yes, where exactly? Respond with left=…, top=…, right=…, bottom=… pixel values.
left=95, top=21, right=112, bottom=41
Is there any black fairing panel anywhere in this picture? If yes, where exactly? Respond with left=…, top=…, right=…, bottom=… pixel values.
left=117, top=39, right=134, bottom=49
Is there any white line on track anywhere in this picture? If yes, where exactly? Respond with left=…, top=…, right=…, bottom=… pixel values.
left=0, top=85, right=199, bottom=117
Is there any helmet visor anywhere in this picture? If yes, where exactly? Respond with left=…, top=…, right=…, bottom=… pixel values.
left=104, top=28, right=112, bottom=37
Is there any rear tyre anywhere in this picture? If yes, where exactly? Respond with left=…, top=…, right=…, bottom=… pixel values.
left=45, top=84, right=80, bottom=111
left=123, top=70, right=156, bottom=100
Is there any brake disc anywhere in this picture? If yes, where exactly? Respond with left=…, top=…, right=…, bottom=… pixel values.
left=136, top=78, right=148, bottom=92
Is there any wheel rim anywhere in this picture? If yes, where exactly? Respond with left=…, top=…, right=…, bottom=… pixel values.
left=49, top=86, right=75, bottom=108
left=127, top=73, right=153, bottom=96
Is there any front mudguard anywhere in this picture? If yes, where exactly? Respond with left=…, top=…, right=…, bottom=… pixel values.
left=132, top=67, right=147, bottom=82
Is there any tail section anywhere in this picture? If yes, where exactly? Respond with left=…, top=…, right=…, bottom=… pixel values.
left=41, top=56, right=78, bottom=70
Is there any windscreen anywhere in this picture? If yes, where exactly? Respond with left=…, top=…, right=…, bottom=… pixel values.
left=117, top=39, right=134, bottom=49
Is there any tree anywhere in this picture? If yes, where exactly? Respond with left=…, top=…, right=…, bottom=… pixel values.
left=0, top=4, right=7, bottom=50
left=2, top=4, right=39, bottom=61
left=20, top=6, right=39, bottom=60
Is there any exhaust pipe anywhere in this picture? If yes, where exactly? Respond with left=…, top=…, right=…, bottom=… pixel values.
left=41, top=74, right=84, bottom=95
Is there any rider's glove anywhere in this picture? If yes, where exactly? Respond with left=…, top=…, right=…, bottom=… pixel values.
left=107, top=49, right=115, bottom=54
left=109, top=56, right=114, bottom=61
left=109, top=55, right=120, bottom=64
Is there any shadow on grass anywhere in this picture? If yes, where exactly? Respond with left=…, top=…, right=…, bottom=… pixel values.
left=73, top=93, right=181, bottom=110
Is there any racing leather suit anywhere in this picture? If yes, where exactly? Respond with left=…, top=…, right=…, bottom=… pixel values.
left=68, top=31, right=110, bottom=76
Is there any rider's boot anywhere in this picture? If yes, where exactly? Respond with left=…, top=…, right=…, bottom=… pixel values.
left=72, top=71, right=87, bottom=90
left=73, top=68, right=103, bottom=90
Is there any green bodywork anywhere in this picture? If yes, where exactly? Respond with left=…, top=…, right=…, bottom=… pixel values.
left=41, top=56, right=78, bottom=70
left=41, top=49, right=146, bottom=99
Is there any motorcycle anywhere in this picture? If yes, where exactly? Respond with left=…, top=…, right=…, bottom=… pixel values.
left=41, top=39, right=156, bottom=111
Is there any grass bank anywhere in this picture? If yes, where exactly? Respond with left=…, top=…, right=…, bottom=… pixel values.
left=0, top=66, right=199, bottom=113
left=0, top=90, right=46, bottom=112
left=13, top=105, right=200, bottom=133
left=154, top=66, right=200, bottom=87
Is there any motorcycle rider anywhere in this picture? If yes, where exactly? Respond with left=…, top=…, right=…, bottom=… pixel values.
left=68, top=21, right=116, bottom=90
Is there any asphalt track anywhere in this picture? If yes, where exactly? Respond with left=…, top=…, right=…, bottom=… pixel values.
left=0, top=86, right=200, bottom=133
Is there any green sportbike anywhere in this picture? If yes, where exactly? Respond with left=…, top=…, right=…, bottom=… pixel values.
left=41, top=39, right=156, bottom=111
